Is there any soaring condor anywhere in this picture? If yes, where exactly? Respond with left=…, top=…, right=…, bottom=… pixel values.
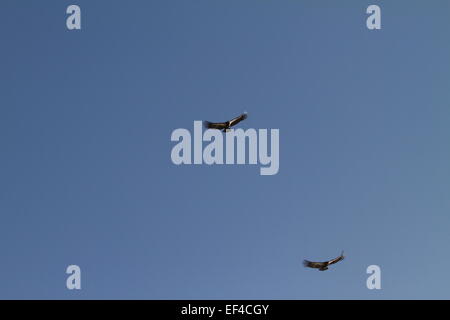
left=303, top=251, right=345, bottom=271
left=203, top=112, right=248, bottom=132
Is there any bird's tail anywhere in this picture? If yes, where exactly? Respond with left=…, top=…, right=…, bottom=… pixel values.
left=203, top=121, right=212, bottom=129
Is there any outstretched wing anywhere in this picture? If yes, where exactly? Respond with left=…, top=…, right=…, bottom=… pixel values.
left=327, top=251, right=345, bottom=266
left=228, top=113, right=248, bottom=128
left=203, top=121, right=228, bottom=130
left=303, top=260, right=327, bottom=269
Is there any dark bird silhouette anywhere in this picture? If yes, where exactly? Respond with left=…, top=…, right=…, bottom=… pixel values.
left=303, top=251, right=345, bottom=271
left=203, top=113, right=248, bottom=132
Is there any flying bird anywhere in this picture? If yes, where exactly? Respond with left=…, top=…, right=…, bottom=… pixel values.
left=203, top=112, right=248, bottom=132
left=303, top=251, right=345, bottom=271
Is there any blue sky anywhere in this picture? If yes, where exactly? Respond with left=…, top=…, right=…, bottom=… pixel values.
left=1, top=1, right=450, bottom=299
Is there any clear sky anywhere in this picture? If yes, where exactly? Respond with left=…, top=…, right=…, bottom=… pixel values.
left=1, top=1, right=450, bottom=299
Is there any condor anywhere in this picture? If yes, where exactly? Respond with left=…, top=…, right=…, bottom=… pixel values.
left=203, top=112, right=248, bottom=132
left=303, top=251, right=345, bottom=271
